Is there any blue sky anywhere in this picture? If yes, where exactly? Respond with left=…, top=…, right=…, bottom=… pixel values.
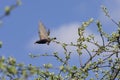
left=0, top=0, right=120, bottom=77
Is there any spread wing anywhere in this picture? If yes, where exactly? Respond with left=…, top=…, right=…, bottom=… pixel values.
left=38, top=22, right=49, bottom=40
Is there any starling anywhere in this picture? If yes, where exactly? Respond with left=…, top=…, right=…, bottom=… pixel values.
left=34, top=21, right=56, bottom=45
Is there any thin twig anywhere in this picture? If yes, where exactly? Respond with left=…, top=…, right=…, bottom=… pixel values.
left=85, top=48, right=92, bottom=58
left=83, top=52, right=98, bottom=68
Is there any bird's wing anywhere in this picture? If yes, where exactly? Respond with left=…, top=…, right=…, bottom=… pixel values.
left=38, top=22, right=49, bottom=40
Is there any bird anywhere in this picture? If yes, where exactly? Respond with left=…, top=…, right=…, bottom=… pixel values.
left=34, top=21, right=56, bottom=45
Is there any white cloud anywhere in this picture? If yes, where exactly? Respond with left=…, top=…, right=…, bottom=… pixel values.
left=51, top=23, right=79, bottom=43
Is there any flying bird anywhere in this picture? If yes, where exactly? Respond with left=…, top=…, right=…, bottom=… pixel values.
left=34, top=21, right=56, bottom=45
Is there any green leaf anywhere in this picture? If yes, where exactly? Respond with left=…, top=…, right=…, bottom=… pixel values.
left=5, top=6, right=11, bottom=15
left=43, top=63, right=53, bottom=69
left=0, top=41, right=2, bottom=48
left=7, top=66, right=17, bottom=75
left=7, top=57, right=16, bottom=65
